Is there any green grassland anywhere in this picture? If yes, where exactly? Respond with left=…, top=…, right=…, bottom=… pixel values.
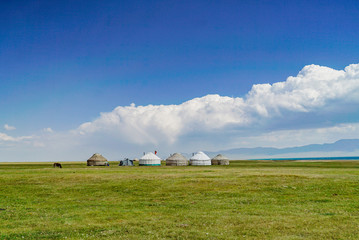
left=1, top=161, right=359, bottom=239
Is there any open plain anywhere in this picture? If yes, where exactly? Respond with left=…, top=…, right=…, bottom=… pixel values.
left=1, top=161, right=359, bottom=239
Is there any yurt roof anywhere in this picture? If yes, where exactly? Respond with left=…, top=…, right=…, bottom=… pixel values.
left=212, top=154, right=230, bottom=160
left=190, top=151, right=210, bottom=160
left=140, top=152, right=161, bottom=160
left=166, top=153, right=188, bottom=161
left=88, top=153, right=107, bottom=161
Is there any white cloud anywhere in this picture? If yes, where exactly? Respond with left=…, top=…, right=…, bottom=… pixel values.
left=42, top=127, right=54, bottom=133
left=0, top=132, right=33, bottom=142
left=245, top=64, right=359, bottom=117
left=76, top=63, right=359, bottom=145
left=77, top=95, right=249, bottom=144
left=4, top=124, right=16, bottom=131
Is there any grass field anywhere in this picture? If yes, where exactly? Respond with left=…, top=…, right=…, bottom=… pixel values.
left=1, top=161, right=359, bottom=239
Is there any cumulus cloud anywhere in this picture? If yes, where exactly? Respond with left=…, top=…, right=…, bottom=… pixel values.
left=76, top=64, right=359, bottom=145
left=4, top=124, right=16, bottom=131
left=77, top=95, right=248, bottom=144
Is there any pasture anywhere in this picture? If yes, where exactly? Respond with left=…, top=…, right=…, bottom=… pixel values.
left=1, top=161, right=359, bottom=239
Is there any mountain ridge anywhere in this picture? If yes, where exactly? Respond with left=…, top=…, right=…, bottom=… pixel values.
left=204, top=139, right=359, bottom=159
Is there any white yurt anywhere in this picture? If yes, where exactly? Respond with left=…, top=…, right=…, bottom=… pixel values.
left=166, top=153, right=188, bottom=166
left=211, top=154, right=230, bottom=165
left=139, top=152, right=161, bottom=166
left=189, top=151, right=211, bottom=166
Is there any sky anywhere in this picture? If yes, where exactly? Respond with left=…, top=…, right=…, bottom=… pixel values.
left=1, top=0, right=359, bottom=161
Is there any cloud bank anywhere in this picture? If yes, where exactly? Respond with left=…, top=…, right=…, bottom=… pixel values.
left=2, top=63, right=359, bottom=161
left=77, top=64, right=359, bottom=145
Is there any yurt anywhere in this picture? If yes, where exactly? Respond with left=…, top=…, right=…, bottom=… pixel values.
left=189, top=151, right=211, bottom=166
left=166, top=153, right=188, bottom=166
left=211, top=154, right=230, bottom=165
left=139, top=152, right=161, bottom=166
left=87, top=153, right=108, bottom=166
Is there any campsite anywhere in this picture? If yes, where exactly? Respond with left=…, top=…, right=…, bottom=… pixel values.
left=1, top=160, right=359, bottom=239
left=2, top=0, right=359, bottom=239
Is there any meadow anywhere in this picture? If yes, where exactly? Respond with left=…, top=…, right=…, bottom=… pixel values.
left=1, top=160, right=359, bottom=239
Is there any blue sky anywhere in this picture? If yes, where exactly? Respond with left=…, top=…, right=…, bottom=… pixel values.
left=1, top=0, right=359, bottom=161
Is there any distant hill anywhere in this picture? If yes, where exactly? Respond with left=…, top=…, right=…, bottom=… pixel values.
left=205, top=139, right=359, bottom=159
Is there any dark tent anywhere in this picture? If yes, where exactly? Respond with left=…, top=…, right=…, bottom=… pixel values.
left=119, top=158, right=134, bottom=166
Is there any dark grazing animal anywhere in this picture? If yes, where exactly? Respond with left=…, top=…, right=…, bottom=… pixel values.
left=53, top=163, right=62, bottom=168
